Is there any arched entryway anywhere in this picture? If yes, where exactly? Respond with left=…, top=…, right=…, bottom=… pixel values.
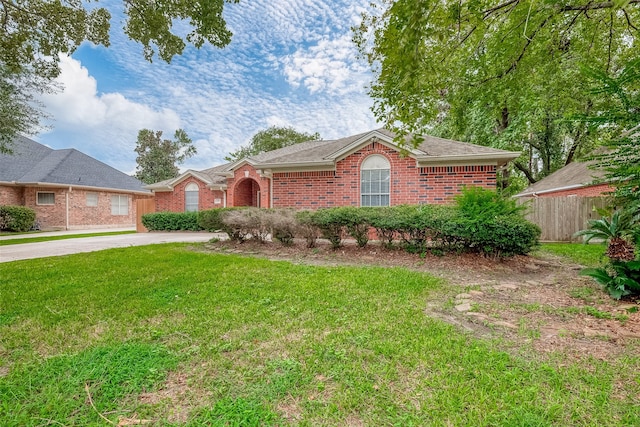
left=233, top=178, right=261, bottom=207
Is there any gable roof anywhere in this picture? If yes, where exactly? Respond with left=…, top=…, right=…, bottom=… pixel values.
left=0, top=136, right=150, bottom=194
left=514, top=159, right=607, bottom=197
left=145, top=128, right=521, bottom=190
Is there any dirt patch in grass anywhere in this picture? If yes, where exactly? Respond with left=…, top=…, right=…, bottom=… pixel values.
left=202, top=239, right=640, bottom=363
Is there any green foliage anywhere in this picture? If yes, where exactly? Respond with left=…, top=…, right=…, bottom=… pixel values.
left=192, top=397, right=277, bottom=426
left=294, top=210, right=319, bottom=248
left=574, top=210, right=637, bottom=244
left=0, top=205, right=36, bottom=232
left=308, top=208, right=345, bottom=249
left=198, top=208, right=226, bottom=232
left=134, top=129, right=196, bottom=184
left=455, top=186, right=525, bottom=221
left=581, top=261, right=640, bottom=300
left=1, top=0, right=235, bottom=148
left=582, top=58, right=640, bottom=206
left=354, top=0, right=634, bottom=188
left=225, top=126, right=321, bottom=162
left=141, top=211, right=202, bottom=231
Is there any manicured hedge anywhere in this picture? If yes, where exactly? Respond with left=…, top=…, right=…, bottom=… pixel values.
left=141, top=211, right=202, bottom=231
left=0, top=205, right=36, bottom=232
left=193, top=188, right=540, bottom=257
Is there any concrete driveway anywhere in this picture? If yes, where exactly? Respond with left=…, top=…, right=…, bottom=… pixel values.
left=0, top=229, right=221, bottom=263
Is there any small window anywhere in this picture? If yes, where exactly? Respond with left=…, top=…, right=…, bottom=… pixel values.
left=361, top=155, right=390, bottom=207
left=86, top=193, right=98, bottom=207
left=185, top=182, right=199, bottom=212
left=111, top=195, right=129, bottom=215
left=37, top=192, right=55, bottom=205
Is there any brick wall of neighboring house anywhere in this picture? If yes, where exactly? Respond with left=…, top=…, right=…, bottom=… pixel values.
left=530, top=183, right=613, bottom=198
left=154, top=177, right=225, bottom=212
left=20, top=186, right=150, bottom=230
left=271, top=142, right=497, bottom=209
left=0, top=185, right=24, bottom=205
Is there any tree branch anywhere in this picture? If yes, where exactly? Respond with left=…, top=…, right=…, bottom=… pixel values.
left=514, top=160, right=537, bottom=184
left=559, top=0, right=640, bottom=12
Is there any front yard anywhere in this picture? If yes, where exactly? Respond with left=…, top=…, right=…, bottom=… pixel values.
left=1, top=242, right=639, bottom=425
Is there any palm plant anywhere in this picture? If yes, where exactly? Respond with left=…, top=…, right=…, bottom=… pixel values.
left=575, top=210, right=637, bottom=262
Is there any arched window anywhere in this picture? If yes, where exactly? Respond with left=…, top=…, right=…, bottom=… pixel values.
left=185, top=182, right=199, bottom=212
left=361, top=155, right=390, bottom=206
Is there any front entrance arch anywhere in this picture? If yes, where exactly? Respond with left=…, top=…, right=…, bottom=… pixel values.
left=233, top=178, right=261, bottom=207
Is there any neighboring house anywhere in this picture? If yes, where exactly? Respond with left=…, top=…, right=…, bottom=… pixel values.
left=147, top=129, right=520, bottom=211
left=514, top=159, right=612, bottom=242
left=514, top=158, right=613, bottom=199
left=0, top=136, right=152, bottom=230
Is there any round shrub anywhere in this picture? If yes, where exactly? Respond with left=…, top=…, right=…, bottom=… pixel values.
left=0, top=205, right=36, bottom=232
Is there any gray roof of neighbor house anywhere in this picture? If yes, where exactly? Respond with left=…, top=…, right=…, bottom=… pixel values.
left=0, top=136, right=150, bottom=194
left=515, top=159, right=607, bottom=197
left=146, top=128, right=520, bottom=190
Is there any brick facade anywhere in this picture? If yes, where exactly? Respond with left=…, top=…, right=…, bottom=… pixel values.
left=1, top=184, right=152, bottom=230
left=153, top=142, right=499, bottom=211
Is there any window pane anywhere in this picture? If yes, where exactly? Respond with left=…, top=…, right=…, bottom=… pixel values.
left=86, top=193, right=98, bottom=207
left=37, top=192, right=55, bottom=205
left=111, top=195, right=128, bottom=215
left=185, top=191, right=199, bottom=212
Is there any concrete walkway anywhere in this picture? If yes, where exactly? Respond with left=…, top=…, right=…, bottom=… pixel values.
left=0, top=229, right=221, bottom=263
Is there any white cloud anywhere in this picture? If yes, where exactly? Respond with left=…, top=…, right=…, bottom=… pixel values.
left=35, top=0, right=381, bottom=175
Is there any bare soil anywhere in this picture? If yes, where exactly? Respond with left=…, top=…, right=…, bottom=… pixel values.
left=202, top=238, right=640, bottom=363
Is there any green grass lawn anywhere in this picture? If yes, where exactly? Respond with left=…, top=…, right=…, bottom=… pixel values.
left=0, top=230, right=136, bottom=246
left=537, top=242, right=607, bottom=267
left=1, top=244, right=638, bottom=426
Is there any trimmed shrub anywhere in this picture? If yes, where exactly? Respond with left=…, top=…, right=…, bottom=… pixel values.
left=270, top=209, right=297, bottom=246
left=295, top=210, right=319, bottom=248
left=309, top=208, right=345, bottom=249
left=0, top=205, right=37, bottom=232
left=330, top=206, right=373, bottom=248
left=368, top=207, right=398, bottom=249
left=141, top=211, right=202, bottom=231
left=220, top=208, right=263, bottom=243
left=198, top=208, right=226, bottom=232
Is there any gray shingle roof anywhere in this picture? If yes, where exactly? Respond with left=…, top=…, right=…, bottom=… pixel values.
left=0, top=136, right=149, bottom=193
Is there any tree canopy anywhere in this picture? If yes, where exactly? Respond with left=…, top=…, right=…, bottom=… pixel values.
left=134, top=129, right=196, bottom=184
left=0, top=0, right=237, bottom=151
left=354, top=0, right=640, bottom=190
left=225, top=126, right=321, bottom=162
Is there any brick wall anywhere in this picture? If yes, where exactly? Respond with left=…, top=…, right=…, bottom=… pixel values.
left=271, top=142, right=497, bottom=208
left=227, top=165, right=270, bottom=208
left=19, top=186, right=149, bottom=230
left=531, top=183, right=613, bottom=198
left=155, top=177, right=225, bottom=211
left=0, top=186, right=24, bottom=205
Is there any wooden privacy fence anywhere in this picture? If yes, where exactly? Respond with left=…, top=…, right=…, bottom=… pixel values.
left=136, top=198, right=155, bottom=232
left=519, top=196, right=608, bottom=242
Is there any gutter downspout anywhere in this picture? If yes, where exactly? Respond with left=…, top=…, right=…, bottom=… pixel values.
left=66, top=186, right=71, bottom=230
left=223, top=190, right=227, bottom=208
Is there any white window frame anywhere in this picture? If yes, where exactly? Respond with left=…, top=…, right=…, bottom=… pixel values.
left=185, top=182, right=199, bottom=212
left=111, top=195, right=129, bottom=215
left=86, top=192, right=98, bottom=207
left=360, top=155, right=391, bottom=207
left=37, top=192, right=55, bottom=205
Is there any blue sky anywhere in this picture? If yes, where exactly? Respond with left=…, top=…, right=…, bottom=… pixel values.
left=34, top=0, right=380, bottom=175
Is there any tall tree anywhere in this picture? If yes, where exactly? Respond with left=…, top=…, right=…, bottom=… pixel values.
left=134, top=129, right=196, bottom=184
left=354, top=0, right=639, bottom=188
left=225, top=126, right=321, bottom=162
left=582, top=59, right=640, bottom=206
left=0, top=0, right=237, bottom=150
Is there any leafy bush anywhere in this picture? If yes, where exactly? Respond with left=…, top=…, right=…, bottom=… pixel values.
left=295, top=210, right=319, bottom=248
left=0, top=205, right=37, bottom=232
left=368, top=206, right=398, bottom=249
left=198, top=208, right=226, bottom=232
left=455, top=186, right=525, bottom=221
left=221, top=208, right=267, bottom=243
left=581, top=261, right=640, bottom=300
left=328, top=206, right=373, bottom=248
left=141, top=211, right=202, bottom=231
left=309, top=208, right=345, bottom=249
left=270, top=209, right=297, bottom=246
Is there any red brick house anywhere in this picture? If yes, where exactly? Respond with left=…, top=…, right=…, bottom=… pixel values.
left=0, top=136, right=152, bottom=230
left=514, top=158, right=613, bottom=199
left=146, top=129, right=520, bottom=211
